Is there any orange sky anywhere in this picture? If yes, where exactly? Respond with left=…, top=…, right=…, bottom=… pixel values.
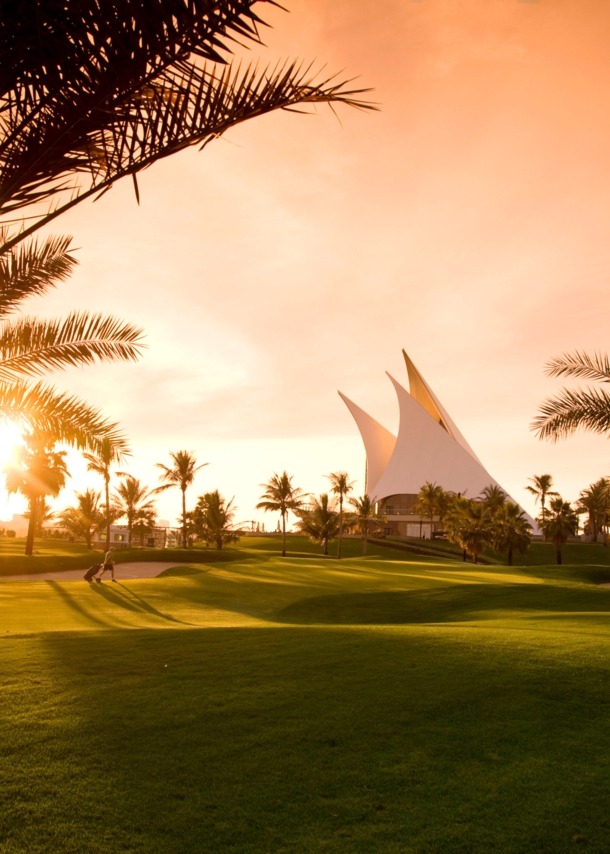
left=4, top=0, right=610, bottom=525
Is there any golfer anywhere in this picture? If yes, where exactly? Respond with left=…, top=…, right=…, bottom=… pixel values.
left=97, top=547, right=117, bottom=582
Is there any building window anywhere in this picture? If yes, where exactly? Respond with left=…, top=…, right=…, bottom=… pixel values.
left=113, top=534, right=125, bottom=542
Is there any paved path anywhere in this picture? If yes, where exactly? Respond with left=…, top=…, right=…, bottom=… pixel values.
left=0, top=562, right=182, bottom=582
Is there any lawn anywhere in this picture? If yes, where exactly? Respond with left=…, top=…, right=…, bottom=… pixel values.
left=2, top=541, right=610, bottom=852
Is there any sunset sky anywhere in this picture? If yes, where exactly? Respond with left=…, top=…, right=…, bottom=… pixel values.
left=3, top=0, right=610, bottom=528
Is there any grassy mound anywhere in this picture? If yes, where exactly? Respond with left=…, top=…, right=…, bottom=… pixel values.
left=3, top=545, right=610, bottom=852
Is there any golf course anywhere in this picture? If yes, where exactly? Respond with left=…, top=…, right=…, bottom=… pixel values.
left=2, top=535, right=610, bottom=853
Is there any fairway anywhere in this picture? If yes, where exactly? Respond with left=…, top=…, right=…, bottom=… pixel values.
left=3, top=538, right=610, bottom=852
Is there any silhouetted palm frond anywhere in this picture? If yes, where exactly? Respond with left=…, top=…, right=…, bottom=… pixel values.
left=545, top=351, right=610, bottom=384
left=532, top=386, right=610, bottom=441
left=1, top=58, right=374, bottom=250
left=0, top=312, right=145, bottom=380
left=0, top=378, right=125, bottom=450
left=0, top=233, right=77, bottom=317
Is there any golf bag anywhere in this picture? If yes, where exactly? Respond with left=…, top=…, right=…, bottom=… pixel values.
left=84, top=564, right=102, bottom=581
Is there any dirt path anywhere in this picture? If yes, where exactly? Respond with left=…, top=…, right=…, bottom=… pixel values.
left=0, top=562, right=182, bottom=582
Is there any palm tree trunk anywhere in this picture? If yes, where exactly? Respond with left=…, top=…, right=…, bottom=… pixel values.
left=462, top=549, right=467, bottom=562
left=556, top=545, right=562, bottom=565
left=508, top=547, right=513, bottom=566
left=362, top=523, right=368, bottom=556
left=86, top=528, right=92, bottom=550
left=281, top=510, right=286, bottom=557
left=105, top=473, right=110, bottom=552
left=337, top=496, right=343, bottom=560
left=323, top=537, right=328, bottom=556
left=25, top=497, right=37, bottom=556
left=182, top=487, right=187, bottom=549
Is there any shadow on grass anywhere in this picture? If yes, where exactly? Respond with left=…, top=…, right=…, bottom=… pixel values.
left=47, top=580, right=115, bottom=628
left=91, top=582, right=197, bottom=626
left=274, top=583, right=610, bottom=625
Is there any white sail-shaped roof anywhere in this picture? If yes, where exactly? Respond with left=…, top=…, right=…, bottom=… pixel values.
left=338, top=391, right=396, bottom=495
left=372, top=373, right=504, bottom=499
left=339, top=351, right=535, bottom=528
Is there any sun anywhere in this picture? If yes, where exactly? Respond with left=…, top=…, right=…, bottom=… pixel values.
left=0, top=424, right=24, bottom=469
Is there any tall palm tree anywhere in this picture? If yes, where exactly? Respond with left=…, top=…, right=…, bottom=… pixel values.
left=59, top=488, right=105, bottom=549
left=346, top=495, right=387, bottom=557
left=525, top=474, right=559, bottom=523
left=296, top=494, right=341, bottom=556
left=256, top=472, right=306, bottom=557
left=190, top=491, right=239, bottom=550
left=414, top=482, right=443, bottom=538
left=492, top=502, right=532, bottom=566
left=155, top=451, right=207, bottom=548
left=82, top=437, right=130, bottom=551
left=326, top=471, right=355, bottom=559
left=576, top=479, right=610, bottom=543
left=0, top=2, right=373, bottom=253
left=113, top=476, right=157, bottom=546
left=3, top=432, right=69, bottom=554
left=479, top=484, right=507, bottom=519
left=533, top=352, right=610, bottom=441
left=0, top=233, right=144, bottom=449
left=539, top=497, right=579, bottom=565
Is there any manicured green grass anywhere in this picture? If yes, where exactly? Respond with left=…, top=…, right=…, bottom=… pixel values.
left=3, top=546, right=610, bottom=852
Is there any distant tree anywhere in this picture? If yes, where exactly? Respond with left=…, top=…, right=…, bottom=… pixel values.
left=525, top=474, right=559, bottom=523
left=326, top=471, right=355, bottom=559
left=538, top=497, right=579, bottom=565
left=190, top=491, right=238, bottom=550
left=414, top=482, right=443, bottom=538
left=533, top=352, right=610, bottom=442
left=576, top=478, right=610, bottom=543
left=59, top=488, right=105, bottom=549
left=155, top=451, right=207, bottom=549
left=257, top=472, right=306, bottom=557
left=479, top=484, right=507, bottom=518
left=82, top=437, right=130, bottom=551
left=132, top=507, right=158, bottom=547
left=3, top=432, right=68, bottom=554
left=346, top=495, right=387, bottom=557
left=114, top=475, right=157, bottom=545
left=445, top=498, right=492, bottom=564
left=296, top=493, right=340, bottom=556
left=491, top=502, right=532, bottom=566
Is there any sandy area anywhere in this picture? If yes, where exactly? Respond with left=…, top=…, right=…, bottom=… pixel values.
left=0, top=562, right=182, bottom=582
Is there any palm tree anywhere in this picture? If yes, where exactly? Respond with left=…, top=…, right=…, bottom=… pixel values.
left=414, top=482, right=443, bottom=538
left=113, top=476, right=157, bottom=545
left=155, top=451, right=207, bottom=549
left=525, top=474, right=559, bottom=523
left=492, top=502, right=532, bottom=566
left=82, top=437, right=130, bottom=551
left=3, top=432, right=69, bottom=554
left=0, top=234, right=144, bottom=449
left=296, top=494, right=341, bottom=556
left=132, top=507, right=159, bottom=547
left=445, top=499, right=492, bottom=564
left=0, top=2, right=373, bottom=253
left=576, top=479, right=609, bottom=543
left=256, top=472, right=306, bottom=557
left=539, top=497, right=579, bottom=565
left=23, top=497, right=56, bottom=537
left=326, top=471, right=355, bottom=559
left=533, top=352, right=610, bottom=441
left=346, top=495, right=387, bottom=557
left=190, top=491, right=239, bottom=550
left=59, top=489, right=105, bottom=549
left=479, top=484, right=507, bottom=518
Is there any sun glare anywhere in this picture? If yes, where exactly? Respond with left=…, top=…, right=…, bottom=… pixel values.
left=0, top=424, right=24, bottom=468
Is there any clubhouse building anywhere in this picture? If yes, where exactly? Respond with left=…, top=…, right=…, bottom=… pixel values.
left=339, top=350, right=535, bottom=538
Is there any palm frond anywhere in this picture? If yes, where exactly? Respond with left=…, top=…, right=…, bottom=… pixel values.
left=0, top=378, right=126, bottom=450
left=0, top=312, right=145, bottom=380
left=545, top=351, right=610, bottom=384
left=0, top=233, right=77, bottom=317
left=532, top=386, right=610, bottom=441
left=1, top=56, right=374, bottom=250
